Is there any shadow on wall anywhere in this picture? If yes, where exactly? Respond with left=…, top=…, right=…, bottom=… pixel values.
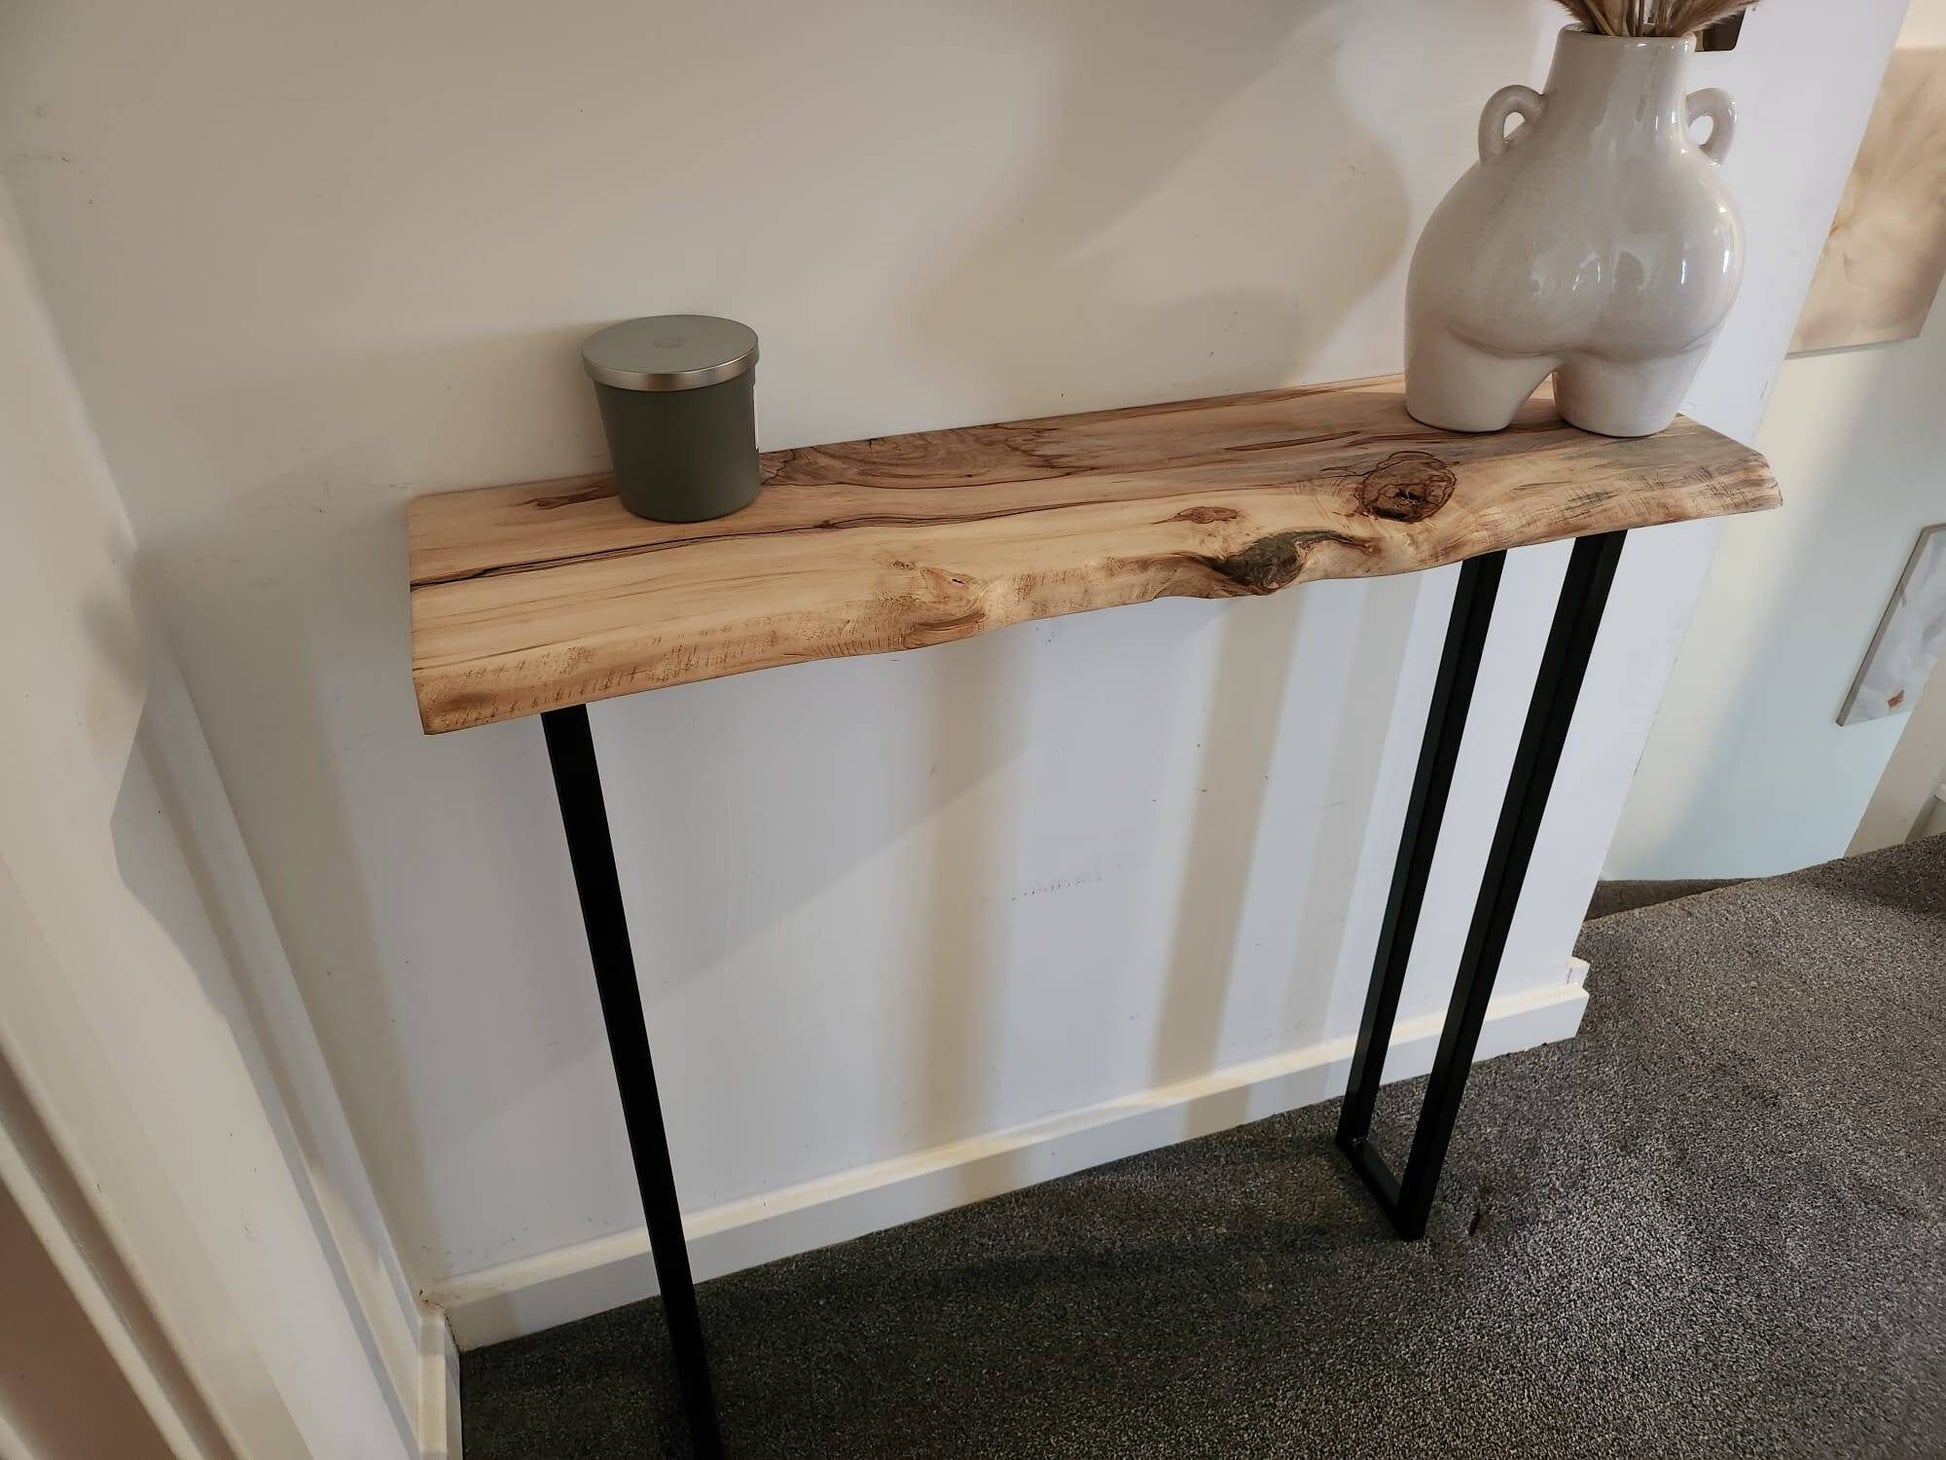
left=1276, top=570, right=1426, bottom=1044
left=1151, top=568, right=1427, bottom=1090
left=105, top=649, right=419, bottom=1445
left=918, top=630, right=1030, bottom=1150
left=1154, top=591, right=1308, bottom=1087
left=912, top=0, right=1411, bottom=408
left=126, top=431, right=614, bottom=1274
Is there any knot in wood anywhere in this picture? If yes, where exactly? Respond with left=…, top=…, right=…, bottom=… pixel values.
left=1210, top=530, right=1358, bottom=594
left=1357, top=451, right=1457, bottom=522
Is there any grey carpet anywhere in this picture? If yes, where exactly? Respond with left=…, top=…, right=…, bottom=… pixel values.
left=462, top=837, right=1946, bottom=1458
left=1586, top=877, right=1746, bottom=921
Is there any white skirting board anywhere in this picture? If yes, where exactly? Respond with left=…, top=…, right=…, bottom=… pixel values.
left=419, top=1310, right=461, bottom=1460
left=428, top=966, right=1588, bottom=1350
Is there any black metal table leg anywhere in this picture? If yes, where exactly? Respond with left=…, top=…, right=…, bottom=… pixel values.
left=1338, top=531, right=1627, bottom=1239
left=1336, top=551, right=1505, bottom=1206
left=543, top=705, right=724, bottom=1458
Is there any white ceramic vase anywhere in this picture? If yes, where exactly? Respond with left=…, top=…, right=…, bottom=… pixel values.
left=1405, top=27, right=1744, bottom=438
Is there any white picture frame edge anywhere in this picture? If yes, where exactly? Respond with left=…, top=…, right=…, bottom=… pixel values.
left=1839, top=522, right=1946, bottom=727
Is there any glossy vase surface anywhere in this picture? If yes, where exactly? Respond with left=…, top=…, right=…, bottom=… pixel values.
left=1405, top=28, right=1744, bottom=438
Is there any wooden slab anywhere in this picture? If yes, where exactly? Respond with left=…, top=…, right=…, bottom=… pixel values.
left=408, top=375, right=1778, bottom=733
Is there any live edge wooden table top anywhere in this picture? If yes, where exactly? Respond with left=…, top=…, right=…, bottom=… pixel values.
left=406, top=374, right=1778, bottom=735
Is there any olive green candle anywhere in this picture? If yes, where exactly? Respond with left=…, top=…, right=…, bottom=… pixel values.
left=582, top=315, right=760, bottom=523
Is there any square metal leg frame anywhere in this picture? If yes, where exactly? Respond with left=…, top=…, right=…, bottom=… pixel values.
left=1335, top=532, right=1626, bottom=1239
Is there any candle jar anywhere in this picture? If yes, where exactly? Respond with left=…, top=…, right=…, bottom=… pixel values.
left=583, top=315, right=760, bottom=522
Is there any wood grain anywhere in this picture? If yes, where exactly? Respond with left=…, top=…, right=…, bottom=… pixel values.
left=408, top=375, right=1778, bottom=733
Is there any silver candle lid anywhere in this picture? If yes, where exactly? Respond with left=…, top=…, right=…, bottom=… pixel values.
left=582, top=315, right=759, bottom=392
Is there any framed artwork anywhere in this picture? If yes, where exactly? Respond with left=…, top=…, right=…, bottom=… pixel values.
left=1841, top=524, right=1946, bottom=726
left=1791, top=48, right=1946, bottom=355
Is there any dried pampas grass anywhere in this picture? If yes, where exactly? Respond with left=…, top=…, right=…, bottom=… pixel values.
left=1553, top=0, right=1759, bottom=37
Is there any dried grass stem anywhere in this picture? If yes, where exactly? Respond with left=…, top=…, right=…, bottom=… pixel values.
left=1553, top=0, right=1759, bottom=37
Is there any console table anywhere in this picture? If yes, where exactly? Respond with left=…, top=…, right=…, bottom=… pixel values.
left=408, top=375, right=1776, bottom=1455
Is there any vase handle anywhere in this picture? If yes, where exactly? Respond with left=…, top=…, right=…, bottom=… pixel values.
left=1687, top=88, right=1736, bottom=164
left=1478, top=85, right=1544, bottom=161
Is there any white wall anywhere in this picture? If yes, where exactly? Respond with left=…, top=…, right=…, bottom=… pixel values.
left=1611, top=0, right=1945, bottom=878
left=0, top=0, right=1904, bottom=1317
left=0, top=188, right=432, bottom=1457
